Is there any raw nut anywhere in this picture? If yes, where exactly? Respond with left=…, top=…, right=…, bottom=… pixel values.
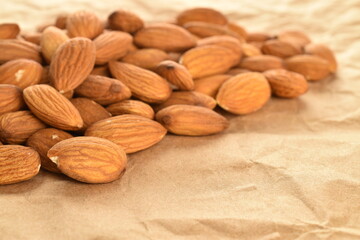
left=47, top=136, right=127, bottom=184
left=85, top=114, right=167, bottom=153
left=70, top=98, right=111, bottom=130
left=0, top=39, right=42, bottom=64
left=285, top=55, right=330, bottom=81
left=23, top=84, right=83, bottom=131
left=55, top=14, right=68, bottom=29
left=193, top=74, right=231, bottom=98
left=26, top=128, right=72, bottom=173
left=177, top=8, right=228, bottom=26
left=40, top=26, right=69, bottom=63
left=247, top=32, right=271, bottom=43
left=91, top=66, right=111, bottom=77
left=60, top=90, right=74, bottom=99
left=0, top=145, right=40, bottom=185
left=122, top=48, right=170, bottom=70
left=0, top=23, right=20, bottom=39
left=22, top=33, right=42, bottom=45
left=304, top=43, right=337, bottom=73
left=134, top=23, right=196, bottom=52
left=168, top=52, right=182, bottom=62
left=109, top=61, right=172, bottom=103
left=226, top=68, right=250, bottom=75
left=239, top=55, right=283, bottom=72
left=242, top=43, right=262, bottom=57
left=0, top=58, right=43, bottom=89
left=0, top=84, right=25, bottom=115
left=94, top=31, right=132, bottom=65
left=108, top=10, right=144, bottom=33
left=75, top=75, right=131, bottom=105
left=227, top=22, right=248, bottom=40
left=183, top=21, right=239, bottom=39
left=66, top=10, right=103, bottom=39
left=261, top=39, right=301, bottom=58
left=277, top=30, right=311, bottom=50
left=154, top=91, right=217, bottom=111
left=156, top=60, right=194, bottom=90
left=197, top=35, right=243, bottom=57
left=50, top=37, right=96, bottom=92
left=156, top=105, right=229, bottom=136
left=36, top=23, right=53, bottom=33
left=180, top=45, right=238, bottom=78
left=216, top=72, right=271, bottom=115
left=0, top=111, right=46, bottom=144
left=264, top=69, right=309, bottom=98
left=106, top=100, right=154, bottom=119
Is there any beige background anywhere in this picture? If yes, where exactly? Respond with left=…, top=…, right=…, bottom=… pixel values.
left=1, top=0, right=360, bottom=239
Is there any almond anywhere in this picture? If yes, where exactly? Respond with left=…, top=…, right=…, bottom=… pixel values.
left=180, top=45, right=238, bottom=78
left=75, top=75, right=131, bottom=105
left=0, top=111, right=46, bottom=144
left=0, top=145, right=40, bottom=185
left=0, top=59, right=43, bottom=89
left=217, top=72, right=271, bottom=115
left=66, top=10, right=103, bottom=39
left=0, top=39, right=42, bottom=64
left=23, top=84, right=83, bottom=130
left=0, top=84, right=25, bottom=115
left=85, top=114, right=167, bottom=153
left=261, top=39, right=301, bottom=58
left=264, top=69, right=308, bottom=98
left=122, top=48, right=170, bottom=70
left=247, top=32, right=272, bottom=43
left=177, top=8, right=228, bottom=26
left=26, top=128, right=72, bottom=173
left=22, top=33, right=42, bottom=45
left=156, top=60, right=194, bottom=90
left=183, top=21, right=239, bottom=39
left=156, top=105, right=229, bottom=136
left=47, top=136, right=127, bottom=183
left=0, top=23, right=20, bottom=39
left=193, top=74, right=231, bottom=98
left=108, top=10, right=144, bottom=33
left=239, top=55, right=283, bottom=72
left=55, top=14, right=68, bottom=29
left=109, top=61, right=172, bottom=103
left=284, top=55, right=330, bottom=81
left=91, top=66, right=111, bottom=77
left=106, top=100, right=154, bottom=119
left=277, top=30, right=311, bottom=49
left=134, top=23, right=196, bottom=52
left=197, top=35, right=243, bottom=57
left=61, top=90, right=74, bottom=99
left=40, top=26, right=69, bottom=63
left=50, top=37, right=96, bottom=92
left=304, top=43, right=337, bottom=73
left=226, top=68, right=250, bottom=75
left=227, top=22, right=247, bottom=40
left=242, top=43, right=262, bottom=57
left=94, top=31, right=132, bottom=65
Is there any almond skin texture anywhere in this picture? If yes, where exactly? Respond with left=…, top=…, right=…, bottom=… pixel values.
left=0, top=23, right=20, bottom=39
left=134, top=23, right=196, bottom=52
left=277, top=30, right=311, bottom=50
left=50, top=37, right=96, bottom=92
left=23, top=84, right=83, bottom=131
left=304, top=43, right=337, bottom=73
left=183, top=22, right=239, bottom=39
left=22, top=33, right=42, bottom=45
left=106, top=100, right=154, bottom=119
left=66, top=10, right=103, bottom=39
left=239, top=55, right=283, bottom=72
left=85, top=114, right=167, bottom=153
left=26, top=128, right=73, bottom=173
left=55, top=14, right=67, bottom=29
left=108, top=10, right=144, bottom=33
left=193, top=74, right=231, bottom=98
left=264, top=69, right=309, bottom=98
left=242, top=43, right=262, bottom=57
left=261, top=39, right=301, bottom=58
left=0, top=39, right=42, bottom=64
left=0, top=59, right=43, bottom=89
left=109, top=61, right=172, bottom=104
left=47, top=137, right=127, bottom=184
left=40, top=26, right=69, bottom=63
left=227, top=22, right=248, bottom=40
left=0, top=145, right=40, bottom=185
left=91, top=66, right=111, bottom=77
left=94, top=31, right=132, bottom=65
left=122, top=48, right=170, bottom=71
left=180, top=45, right=237, bottom=79
left=177, top=8, right=228, bottom=26
left=197, top=35, right=243, bottom=56
left=156, top=60, right=194, bottom=90
left=285, top=55, right=330, bottom=81
left=217, top=72, right=271, bottom=115
left=75, top=75, right=131, bottom=105
left=0, top=111, right=46, bottom=144
left=0, top=84, right=25, bottom=114
left=156, top=105, right=229, bottom=136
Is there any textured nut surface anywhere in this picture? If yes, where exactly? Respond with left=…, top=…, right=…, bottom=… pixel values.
left=108, top=10, right=144, bottom=33
left=239, top=55, right=283, bottom=72
left=0, top=84, right=25, bottom=115
left=183, top=21, right=239, bottom=39
left=177, top=8, right=228, bottom=26
left=261, top=39, right=301, bottom=58
left=0, top=39, right=42, bottom=64
left=304, top=43, right=337, bottom=73
left=40, top=26, right=69, bottom=63
left=0, top=23, right=20, bottom=39
left=106, top=100, right=154, bottom=119
left=285, top=55, right=330, bottom=81
left=122, top=48, right=170, bottom=70
left=156, top=60, right=194, bottom=90
left=66, top=10, right=103, bottom=39
left=193, top=74, right=231, bottom=98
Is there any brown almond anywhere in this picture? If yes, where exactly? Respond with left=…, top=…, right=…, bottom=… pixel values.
left=0, top=84, right=25, bottom=115
left=22, top=33, right=42, bottom=45
left=61, top=90, right=74, bottom=99
left=227, top=22, right=248, bottom=40
left=177, top=8, right=228, bottom=26
left=261, top=39, right=301, bottom=58
left=226, top=68, right=250, bottom=75
left=106, top=100, right=154, bottom=119
left=91, top=66, right=111, bottom=77
left=247, top=32, right=272, bottom=43
left=23, top=84, right=83, bottom=130
left=109, top=61, right=172, bottom=103
left=48, top=137, right=127, bottom=184
left=0, top=111, right=46, bottom=144
left=156, top=60, right=194, bottom=90
left=0, top=145, right=40, bottom=185
left=55, top=14, right=68, bottom=29
left=193, top=74, right=231, bottom=98
left=156, top=105, right=229, bottom=136
left=242, top=43, right=262, bottom=57
left=0, top=23, right=20, bottom=39
left=239, top=55, right=283, bottom=72
left=197, top=35, right=243, bottom=55
left=304, top=43, right=337, bottom=73
left=36, top=23, right=53, bottom=33
left=122, top=48, right=170, bottom=70
left=183, top=21, right=239, bottom=39
left=0, top=39, right=42, bottom=64
left=85, top=114, right=167, bottom=153
left=217, top=72, right=271, bottom=115
left=108, top=10, right=144, bottom=33
left=26, top=128, right=73, bottom=173
left=277, top=30, right=311, bottom=49
left=40, top=26, right=69, bottom=63
left=66, top=10, right=103, bottom=39
left=285, top=55, right=330, bottom=81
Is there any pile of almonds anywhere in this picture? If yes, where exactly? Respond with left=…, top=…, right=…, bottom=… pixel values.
left=0, top=8, right=337, bottom=185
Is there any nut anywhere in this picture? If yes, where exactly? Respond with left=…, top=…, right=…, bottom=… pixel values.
left=106, top=100, right=155, bottom=119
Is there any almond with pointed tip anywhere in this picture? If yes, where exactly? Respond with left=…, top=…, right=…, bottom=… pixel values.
left=227, top=22, right=247, bottom=40
left=0, top=39, right=42, bottom=64
left=55, top=14, right=67, bottom=29
left=156, top=60, right=194, bottom=91
left=304, top=43, right=337, bottom=73
left=285, top=55, right=330, bottom=81
left=40, top=26, right=69, bottom=63
left=193, top=74, right=231, bottom=98
left=277, top=30, right=311, bottom=50
left=108, top=10, right=144, bottom=33
left=106, top=100, right=154, bottom=119
left=66, top=10, right=103, bottom=39
left=177, top=8, right=228, bottom=26
left=0, top=84, right=25, bottom=115
left=0, top=23, right=20, bottom=39
left=122, top=48, right=170, bottom=70
left=239, top=55, right=283, bottom=72
left=183, top=21, right=240, bottom=39
left=261, top=39, right=301, bottom=58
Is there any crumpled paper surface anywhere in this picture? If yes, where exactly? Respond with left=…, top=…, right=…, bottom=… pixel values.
left=1, top=0, right=360, bottom=239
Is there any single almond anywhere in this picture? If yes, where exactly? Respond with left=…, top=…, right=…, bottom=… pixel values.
left=48, top=136, right=127, bottom=184
left=217, top=72, right=271, bottom=115
left=23, top=84, right=83, bottom=130
left=54, top=14, right=68, bottom=29
left=156, top=104, right=229, bottom=136
left=122, top=48, right=170, bottom=70
left=177, top=8, right=228, bottom=26
left=0, top=145, right=40, bottom=185
left=66, top=10, right=103, bottom=39
left=91, top=66, right=111, bottom=77
left=0, top=84, right=25, bottom=115
left=0, top=39, right=42, bottom=64
left=227, top=22, right=247, bottom=40
left=304, top=43, right=337, bottom=73
left=0, top=23, right=20, bottom=39
left=247, top=32, right=272, bottom=43
left=239, top=55, right=283, bottom=72
left=193, top=74, right=231, bottom=98
left=106, top=100, right=154, bottom=119
left=197, top=35, right=243, bottom=57
left=277, top=30, right=311, bottom=50
left=156, top=60, right=194, bottom=90
left=108, top=10, right=144, bottom=33
left=22, top=33, right=42, bottom=45
left=85, top=114, right=167, bottom=153
left=40, top=26, right=69, bottom=63
left=285, top=55, right=330, bottom=81
left=261, top=39, right=301, bottom=58
left=242, top=43, right=262, bottom=57
left=226, top=68, right=250, bottom=75
left=183, top=21, right=239, bottom=39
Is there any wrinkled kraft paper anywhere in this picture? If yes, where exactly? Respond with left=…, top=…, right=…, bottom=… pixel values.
left=1, top=0, right=360, bottom=239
